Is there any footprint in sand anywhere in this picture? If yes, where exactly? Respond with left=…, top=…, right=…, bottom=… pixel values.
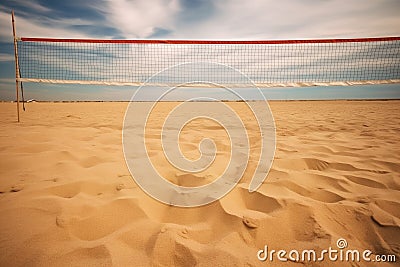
left=10, top=184, right=24, bottom=192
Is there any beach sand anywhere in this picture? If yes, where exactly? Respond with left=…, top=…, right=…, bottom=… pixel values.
left=0, top=100, right=399, bottom=266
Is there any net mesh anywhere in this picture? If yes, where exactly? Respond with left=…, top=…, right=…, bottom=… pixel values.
left=16, top=38, right=400, bottom=87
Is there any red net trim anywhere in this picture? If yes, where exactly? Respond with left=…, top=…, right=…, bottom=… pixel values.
left=20, top=37, right=400, bottom=44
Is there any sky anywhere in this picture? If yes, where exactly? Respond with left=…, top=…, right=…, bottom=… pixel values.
left=0, top=0, right=399, bottom=101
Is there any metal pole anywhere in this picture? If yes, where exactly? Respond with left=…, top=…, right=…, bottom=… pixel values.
left=12, top=10, right=20, bottom=122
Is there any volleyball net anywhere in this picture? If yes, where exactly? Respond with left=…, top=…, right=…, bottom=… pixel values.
left=16, top=37, right=400, bottom=88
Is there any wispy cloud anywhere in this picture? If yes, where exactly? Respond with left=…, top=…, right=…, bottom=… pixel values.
left=1, top=0, right=399, bottom=40
left=166, top=0, right=400, bottom=39
left=0, top=53, right=14, bottom=62
left=0, top=78, right=15, bottom=84
left=0, top=10, right=98, bottom=41
left=18, top=0, right=51, bottom=13
left=96, top=0, right=180, bottom=38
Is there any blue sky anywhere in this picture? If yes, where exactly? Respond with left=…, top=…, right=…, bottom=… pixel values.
left=0, top=0, right=399, bottom=101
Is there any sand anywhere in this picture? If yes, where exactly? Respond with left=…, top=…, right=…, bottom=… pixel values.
left=0, top=100, right=399, bottom=266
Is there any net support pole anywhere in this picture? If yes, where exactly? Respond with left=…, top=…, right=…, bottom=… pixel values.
left=11, top=10, right=20, bottom=122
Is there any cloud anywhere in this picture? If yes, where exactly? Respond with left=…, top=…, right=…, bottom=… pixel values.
left=0, top=78, right=15, bottom=84
left=178, top=0, right=216, bottom=24
left=2, top=0, right=399, bottom=41
left=97, top=0, right=180, bottom=38
left=0, top=53, right=14, bottom=62
left=167, top=0, right=400, bottom=39
left=149, top=27, right=173, bottom=38
left=4, top=0, right=51, bottom=14
left=19, top=1, right=51, bottom=13
left=0, top=10, right=99, bottom=41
